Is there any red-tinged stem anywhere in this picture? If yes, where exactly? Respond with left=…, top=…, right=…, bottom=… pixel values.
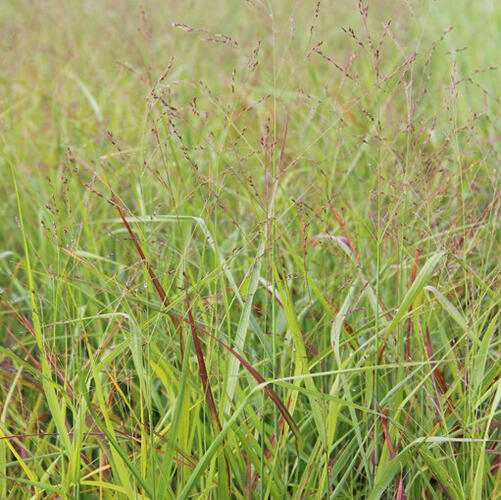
left=184, top=281, right=222, bottom=432
left=110, top=191, right=184, bottom=355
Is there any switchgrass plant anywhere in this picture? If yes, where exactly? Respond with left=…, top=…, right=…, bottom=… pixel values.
left=0, top=0, right=500, bottom=498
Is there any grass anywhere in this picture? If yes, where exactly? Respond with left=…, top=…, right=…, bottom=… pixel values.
left=0, top=0, right=500, bottom=498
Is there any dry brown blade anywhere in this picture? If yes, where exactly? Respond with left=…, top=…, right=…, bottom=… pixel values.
left=378, top=402, right=411, bottom=500
left=491, top=455, right=501, bottom=475
left=378, top=406, right=396, bottom=460
left=377, top=404, right=410, bottom=499
left=110, top=191, right=184, bottom=355
left=331, top=302, right=354, bottom=335
left=252, top=394, right=292, bottom=490
left=376, top=338, right=386, bottom=363
left=244, top=452, right=252, bottom=499
left=185, top=280, right=232, bottom=493
left=266, top=394, right=293, bottom=462
left=396, top=473, right=407, bottom=500
left=423, top=325, right=461, bottom=422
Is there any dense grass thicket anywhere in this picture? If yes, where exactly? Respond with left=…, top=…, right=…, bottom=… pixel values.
left=1, top=1, right=500, bottom=498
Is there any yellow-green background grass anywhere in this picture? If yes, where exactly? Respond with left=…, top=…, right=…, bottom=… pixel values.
left=0, top=0, right=499, bottom=498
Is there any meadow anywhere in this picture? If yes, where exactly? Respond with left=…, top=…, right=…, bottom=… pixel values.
left=0, top=0, right=500, bottom=498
